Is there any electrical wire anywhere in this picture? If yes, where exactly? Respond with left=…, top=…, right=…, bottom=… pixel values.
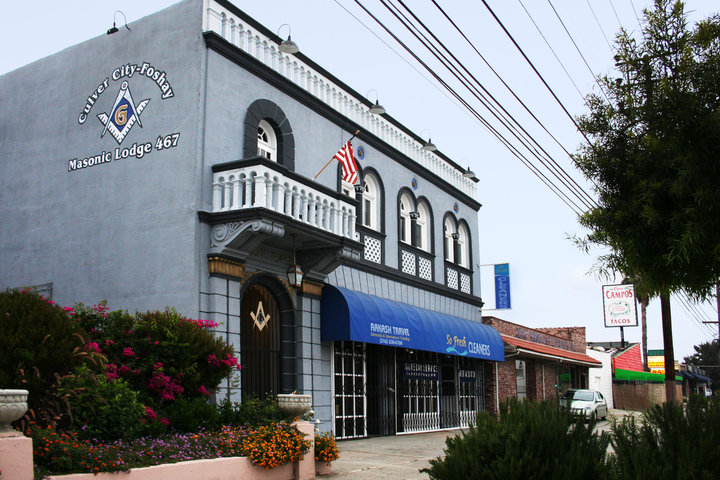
left=350, top=0, right=588, bottom=215
left=517, top=0, right=586, bottom=102
left=585, top=0, right=615, bottom=53
left=388, top=0, right=597, bottom=211
left=545, top=0, right=613, bottom=104
left=478, top=0, right=597, bottom=145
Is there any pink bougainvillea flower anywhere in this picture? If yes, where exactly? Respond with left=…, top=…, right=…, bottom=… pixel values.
left=144, top=406, right=157, bottom=422
left=86, top=342, right=102, bottom=353
left=198, top=385, right=210, bottom=396
left=122, top=346, right=135, bottom=357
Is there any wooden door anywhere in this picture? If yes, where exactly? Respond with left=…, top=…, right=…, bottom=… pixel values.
left=241, top=284, right=281, bottom=399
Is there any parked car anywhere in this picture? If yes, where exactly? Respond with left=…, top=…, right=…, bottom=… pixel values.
left=559, top=389, right=608, bottom=420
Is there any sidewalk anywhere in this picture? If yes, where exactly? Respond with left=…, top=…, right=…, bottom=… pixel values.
left=327, top=410, right=640, bottom=479
left=331, top=429, right=463, bottom=479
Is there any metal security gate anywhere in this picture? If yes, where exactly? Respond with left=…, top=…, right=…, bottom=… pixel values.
left=334, top=341, right=367, bottom=439
left=457, top=357, right=484, bottom=427
left=366, top=344, right=396, bottom=436
left=333, top=342, right=487, bottom=437
left=400, top=351, right=441, bottom=433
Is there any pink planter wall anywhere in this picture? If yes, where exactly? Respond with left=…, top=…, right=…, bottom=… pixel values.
left=47, top=456, right=294, bottom=480
left=46, top=422, right=318, bottom=480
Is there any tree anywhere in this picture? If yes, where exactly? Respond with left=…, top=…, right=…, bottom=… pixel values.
left=684, top=340, right=720, bottom=389
left=574, top=0, right=720, bottom=402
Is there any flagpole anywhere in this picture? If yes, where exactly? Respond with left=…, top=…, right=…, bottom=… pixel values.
left=312, top=130, right=360, bottom=181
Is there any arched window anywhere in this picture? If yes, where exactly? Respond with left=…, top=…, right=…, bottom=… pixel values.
left=244, top=99, right=295, bottom=170
left=362, top=174, right=380, bottom=230
left=444, top=217, right=456, bottom=262
left=399, top=192, right=413, bottom=244
left=415, top=201, right=430, bottom=252
left=257, top=119, right=277, bottom=161
left=457, top=223, right=470, bottom=268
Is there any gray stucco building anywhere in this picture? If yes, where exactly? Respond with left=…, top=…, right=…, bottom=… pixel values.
left=0, top=0, right=504, bottom=437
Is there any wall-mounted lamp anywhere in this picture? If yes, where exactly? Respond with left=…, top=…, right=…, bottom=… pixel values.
left=277, top=24, right=299, bottom=54
left=286, top=234, right=304, bottom=288
left=409, top=211, right=420, bottom=220
left=107, top=11, right=131, bottom=35
left=463, top=166, right=477, bottom=180
left=420, top=129, right=437, bottom=152
left=366, top=89, right=386, bottom=115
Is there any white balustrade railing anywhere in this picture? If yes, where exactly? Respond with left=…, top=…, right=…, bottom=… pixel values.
left=212, top=164, right=357, bottom=240
left=203, top=0, right=477, bottom=199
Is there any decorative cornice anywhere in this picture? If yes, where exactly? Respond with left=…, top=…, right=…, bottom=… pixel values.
left=301, top=279, right=325, bottom=297
left=208, top=256, right=248, bottom=280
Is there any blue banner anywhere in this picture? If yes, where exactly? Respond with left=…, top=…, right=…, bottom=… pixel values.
left=494, top=263, right=511, bottom=309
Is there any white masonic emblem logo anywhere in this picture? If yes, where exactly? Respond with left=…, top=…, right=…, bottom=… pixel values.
left=97, top=81, right=150, bottom=144
left=250, top=301, right=271, bottom=331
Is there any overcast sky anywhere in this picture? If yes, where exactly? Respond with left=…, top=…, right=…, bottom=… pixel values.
left=2, top=0, right=718, bottom=361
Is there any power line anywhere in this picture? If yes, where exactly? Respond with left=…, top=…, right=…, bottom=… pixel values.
left=517, top=0, right=586, bottom=102
left=427, top=0, right=597, bottom=211
left=545, top=0, right=612, bottom=104
left=390, top=0, right=597, bottom=211
left=585, top=0, right=615, bottom=53
left=350, top=0, right=588, bottom=215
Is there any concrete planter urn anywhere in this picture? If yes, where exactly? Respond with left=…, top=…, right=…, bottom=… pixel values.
left=276, top=393, right=312, bottom=417
left=0, top=389, right=28, bottom=434
left=315, top=461, right=332, bottom=476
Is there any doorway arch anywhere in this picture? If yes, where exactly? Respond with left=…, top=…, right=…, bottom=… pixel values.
left=240, top=274, right=296, bottom=399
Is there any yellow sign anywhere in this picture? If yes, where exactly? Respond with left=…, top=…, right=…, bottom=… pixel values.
left=250, top=301, right=270, bottom=331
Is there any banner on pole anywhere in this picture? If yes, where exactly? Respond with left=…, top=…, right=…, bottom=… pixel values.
left=494, top=263, right=511, bottom=309
left=602, top=284, right=638, bottom=327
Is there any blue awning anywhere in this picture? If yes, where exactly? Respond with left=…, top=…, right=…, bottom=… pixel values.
left=321, top=285, right=504, bottom=361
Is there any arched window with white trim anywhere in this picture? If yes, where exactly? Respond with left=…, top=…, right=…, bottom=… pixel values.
left=257, top=119, right=277, bottom=160
left=399, top=192, right=413, bottom=245
left=444, top=217, right=456, bottom=262
left=457, top=223, right=470, bottom=268
left=362, top=174, right=380, bottom=231
left=415, top=201, right=430, bottom=252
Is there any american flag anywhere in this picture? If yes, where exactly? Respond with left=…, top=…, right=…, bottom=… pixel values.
left=334, top=140, right=358, bottom=184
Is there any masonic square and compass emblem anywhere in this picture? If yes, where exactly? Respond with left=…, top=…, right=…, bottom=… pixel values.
left=97, top=81, right=150, bottom=144
left=250, top=301, right=271, bottom=331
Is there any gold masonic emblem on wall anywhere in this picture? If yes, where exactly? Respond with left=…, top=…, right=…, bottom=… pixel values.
left=250, top=301, right=271, bottom=331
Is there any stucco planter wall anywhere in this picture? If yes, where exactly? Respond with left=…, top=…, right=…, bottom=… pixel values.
left=47, top=456, right=295, bottom=480
left=47, top=421, right=317, bottom=480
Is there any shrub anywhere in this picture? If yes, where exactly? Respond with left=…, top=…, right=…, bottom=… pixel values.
left=423, top=398, right=609, bottom=480
left=163, top=396, right=222, bottom=433
left=315, top=432, right=340, bottom=464
left=73, top=303, right=239, bottom=409
left=27, top=423, right=127, bottom=477
left=218, top=395, right=289, bottom=427
left=609, top=395, right=720, bottom=480
left=58, top=366, right=146, bottom=441
left=239, top=423, right=311, bottom=469
left=0, top=289, right=103, bottom=429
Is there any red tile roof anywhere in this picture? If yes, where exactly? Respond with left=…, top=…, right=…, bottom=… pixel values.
left=502, top=335, right=602, bottom=366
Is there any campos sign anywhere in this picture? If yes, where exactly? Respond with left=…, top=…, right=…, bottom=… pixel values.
left=602, top=284, right=638, bottom=328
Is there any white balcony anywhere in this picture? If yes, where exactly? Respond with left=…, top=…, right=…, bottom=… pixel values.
left=212, top=160, right=357, bottom=241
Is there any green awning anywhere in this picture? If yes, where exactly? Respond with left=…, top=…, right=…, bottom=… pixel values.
left=614, top=368, right=681, bottom=382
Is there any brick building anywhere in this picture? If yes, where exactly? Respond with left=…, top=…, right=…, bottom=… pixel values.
left=483, top=317, right=601, bottom=413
